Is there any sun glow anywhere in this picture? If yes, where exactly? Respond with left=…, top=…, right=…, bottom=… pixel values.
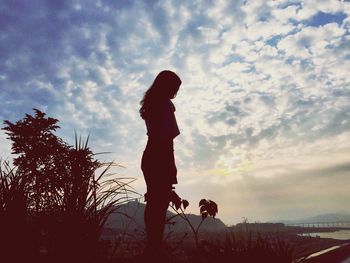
left=213, top=147, right=254, bottom=176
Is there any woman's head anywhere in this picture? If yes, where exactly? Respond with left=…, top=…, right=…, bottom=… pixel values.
left=140, top=70, right=181, bottom=118
left=149, top=70, right=181, bottom=99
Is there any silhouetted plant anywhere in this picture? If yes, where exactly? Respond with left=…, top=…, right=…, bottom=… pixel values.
left=163, top=215, right=299, bottom=263
left=217, top=230, right=297, bottom=263
left=168, top=193, right=218, bottom=250
left=48, top=136, right=136, bottom=262
left=0, top=161, right=38, bottom=261
left=2, top=109, right=72, bottom=214
left=0, top=161, right=27, bottom=226
left=184, top=228, right=298, bottom=263
left=1, top=109, right=136, bottom=262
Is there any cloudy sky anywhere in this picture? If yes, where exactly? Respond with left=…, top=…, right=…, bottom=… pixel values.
left=1, top=0, right=350, bottom=224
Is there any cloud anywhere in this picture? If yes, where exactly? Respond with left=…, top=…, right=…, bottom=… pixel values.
left=1, top=0, right=350, bottom=224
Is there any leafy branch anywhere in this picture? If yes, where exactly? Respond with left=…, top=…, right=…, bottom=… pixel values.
left=168, top=191, right=218, bottom=249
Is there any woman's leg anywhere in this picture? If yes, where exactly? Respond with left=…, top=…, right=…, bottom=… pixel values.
left=144, top=183, right=172, bottom=253
left=141, top=138, right=176, bottom=256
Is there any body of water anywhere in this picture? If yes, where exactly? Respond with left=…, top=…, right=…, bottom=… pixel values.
left=300, top=229, right=350, bottom=240
left=298, top=230, right=350, bottom=262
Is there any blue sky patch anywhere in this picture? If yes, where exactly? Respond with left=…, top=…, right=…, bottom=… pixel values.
left=305, top=11, right=347, bottom=27
left=266, top=35, right=283, bottom=47
left=277, top=1, right=302, bottom=10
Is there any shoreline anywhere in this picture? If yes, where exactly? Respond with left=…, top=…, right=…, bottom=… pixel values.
left=301, top=242, right=350, bottom=263
left=294, top=237, right=348, bottom=259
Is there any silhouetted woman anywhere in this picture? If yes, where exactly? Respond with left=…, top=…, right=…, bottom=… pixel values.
left=140, top=70, right=181, bottom=258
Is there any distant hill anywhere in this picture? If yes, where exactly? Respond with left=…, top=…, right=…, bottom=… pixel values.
left=273, top=212, right=350, bottom=225
left=103, top=200, right=226, bottom=236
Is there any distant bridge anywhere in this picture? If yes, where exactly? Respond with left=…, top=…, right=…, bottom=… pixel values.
left=286, top=221, right=350, bottom=228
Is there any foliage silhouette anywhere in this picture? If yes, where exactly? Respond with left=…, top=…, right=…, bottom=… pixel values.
left=169, top=194, right=218, bottom=250
left=3, top=109, right=71, bottom=213
left=193, top=230, right=296, bottom=263
left=1, top=109, right=135, bottom=262
left=0, top=161, right=37, bottom=261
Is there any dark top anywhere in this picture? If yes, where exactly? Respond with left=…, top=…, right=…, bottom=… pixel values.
left=144, top=99, right=180, bottom=140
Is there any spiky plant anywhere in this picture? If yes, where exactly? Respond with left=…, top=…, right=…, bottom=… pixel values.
left=2, top=109, right=138, bottom=262
left=0, top=160, right=38, bottom=261
left=49, top=135, right=137, bottom=262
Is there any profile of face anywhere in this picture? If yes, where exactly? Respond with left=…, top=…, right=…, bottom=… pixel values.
left=153, top=70, right=182, bottom=100
left=169, top=82, right=181, bottom=99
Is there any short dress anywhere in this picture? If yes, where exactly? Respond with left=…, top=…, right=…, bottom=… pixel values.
left=141, top=99, right=180, bottom=186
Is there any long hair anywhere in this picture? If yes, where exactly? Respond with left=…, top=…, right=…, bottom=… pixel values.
left=140, top=70, right=181, bottom=119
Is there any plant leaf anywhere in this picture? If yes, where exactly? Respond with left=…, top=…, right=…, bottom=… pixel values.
left=199, top=199, right=207, bottom=207
left=182, top=199, right=189, bottom=210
